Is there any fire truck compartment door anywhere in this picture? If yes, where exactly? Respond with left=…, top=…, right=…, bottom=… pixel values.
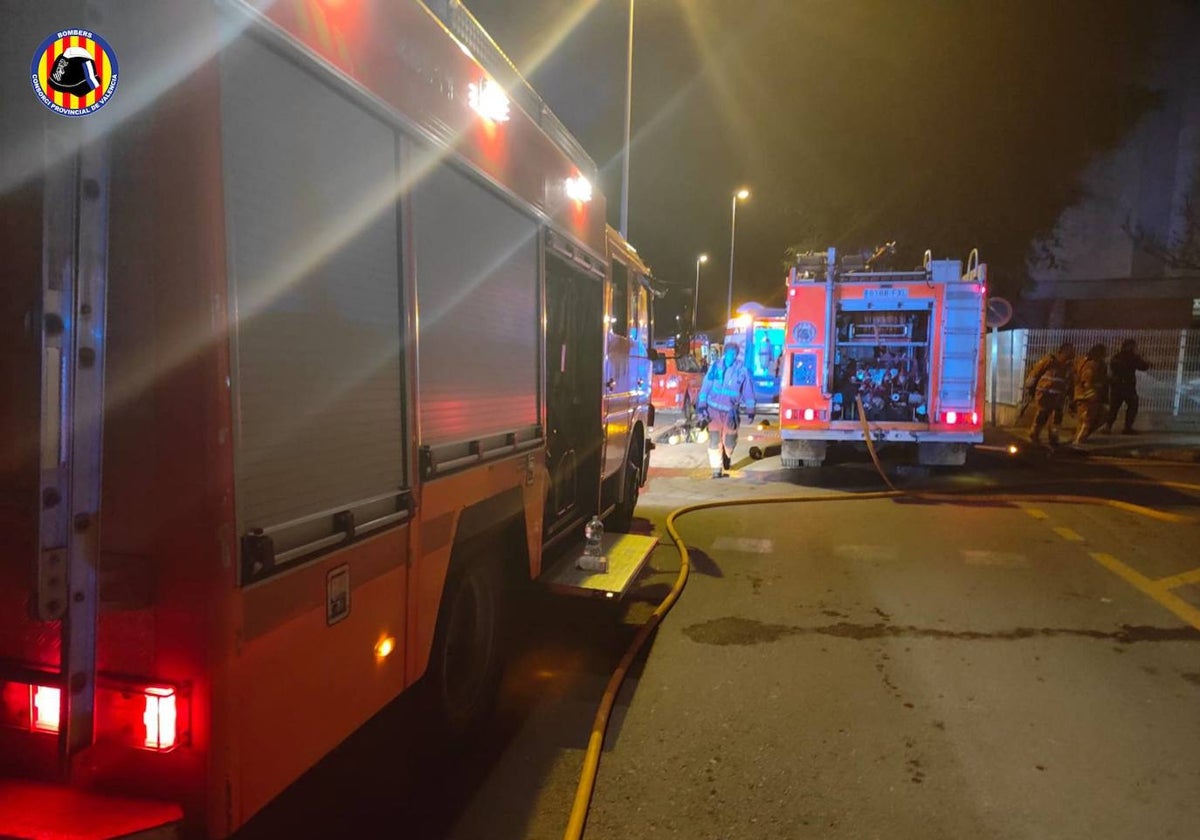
left=220, top=34, right=407, bottom=558
left=410, top=161, right=540, bottom=448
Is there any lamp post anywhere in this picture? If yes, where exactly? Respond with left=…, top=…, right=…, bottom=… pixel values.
left=727, top=188, right=750, bottom=318
left=693, top=254, right=708, bottom=332
left=619, top=0, right=635, bottom=239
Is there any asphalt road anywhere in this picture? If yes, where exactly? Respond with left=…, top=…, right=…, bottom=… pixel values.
left=241, top=434, right=1200, bottom=840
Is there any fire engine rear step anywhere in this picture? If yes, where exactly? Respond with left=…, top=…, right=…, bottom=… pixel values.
left=540, top=533, right=658, bottom=600
left=0, top=779, right=182, bottom=840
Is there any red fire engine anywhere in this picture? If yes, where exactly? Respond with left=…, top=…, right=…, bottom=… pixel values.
left=650, top=338, right=707, bottom=417
left=779, top=248, right=987, bottom=468
left=0, top=1, right=657, bottom=836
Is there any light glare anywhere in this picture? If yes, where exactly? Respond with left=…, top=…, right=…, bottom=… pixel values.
left=468, top=78, right=511, bottom=123
left=565, top=175, right=593, bottom=203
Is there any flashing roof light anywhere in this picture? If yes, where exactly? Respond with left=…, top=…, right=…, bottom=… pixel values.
left=468, top=78, right=510, bottom=123
left=143, top=687, right=177, bottom=751
left=565, top=175, right=593, bottom=203
left=32, top=685, right=60, bottom=733
left=734, top=313, right=753, bottom=328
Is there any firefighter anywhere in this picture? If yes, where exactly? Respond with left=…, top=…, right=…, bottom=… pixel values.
left=1104, top=338, right=1149, bottom=435
left=696, top=339, right=757, bottom=478
left=1025, top=342, right=1075, bottom=447
left=1072, top=343, right=1108, bottom=445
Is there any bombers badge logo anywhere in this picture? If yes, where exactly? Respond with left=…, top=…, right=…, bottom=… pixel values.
left=31, top=30, right=118, bottom=116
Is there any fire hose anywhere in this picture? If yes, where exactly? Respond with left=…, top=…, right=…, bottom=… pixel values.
left=562, top=398, right=1198, bottom=839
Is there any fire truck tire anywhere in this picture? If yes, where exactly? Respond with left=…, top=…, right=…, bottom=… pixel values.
left=682, top=391, right=695, bottom=422
left=608, top=441, right=642, bottom=533
left=425, top=554, right=505, bottom=745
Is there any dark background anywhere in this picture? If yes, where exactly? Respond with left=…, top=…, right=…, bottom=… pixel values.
left=464, top=0, right=1184, bottom=332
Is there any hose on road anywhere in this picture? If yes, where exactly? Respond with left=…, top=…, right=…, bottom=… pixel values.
left=562, top=399, right=1199, bottom=839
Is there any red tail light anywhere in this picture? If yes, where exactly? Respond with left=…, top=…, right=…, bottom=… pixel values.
left=143, top=687, right=177, bottom=751
left=32, top=685, right=60, bottom=733
left=940, top=410, right=979, bottom=426
left=784, top=408, right=794, bottom=420
left=803, top=408, right=815, bottom=421
left=4, top=677, right=185, bottom=752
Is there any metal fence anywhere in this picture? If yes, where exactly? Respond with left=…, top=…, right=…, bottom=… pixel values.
left=986, top=329, right=1200, bottom=429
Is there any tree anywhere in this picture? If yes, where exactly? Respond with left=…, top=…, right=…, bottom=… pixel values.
left=1123, top=197, right=1200, bottom=271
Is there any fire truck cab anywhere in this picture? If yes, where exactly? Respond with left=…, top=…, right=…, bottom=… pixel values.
left=650, top=338, right=706, bottom=418
left=779, top=248, right=986, bottom=468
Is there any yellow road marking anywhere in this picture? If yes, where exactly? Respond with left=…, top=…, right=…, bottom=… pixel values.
left=1152, top=567, right=1200, bottom=591
left=1090, top=553, right=1200, bottom=632
left=1021, top=506, right=1050, bottom=520
left=1103, top=498, right=1193, bottom=524
left=1053, top=526, right=1085, bottom=542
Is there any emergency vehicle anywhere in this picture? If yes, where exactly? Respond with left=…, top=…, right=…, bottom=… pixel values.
left=650, top=337, right=707, bottom=417
left=779, top=248, right=986, bottom=468
left=0, top=1, right=657, bottom=836
left=725, top=303, right=786, bottom=412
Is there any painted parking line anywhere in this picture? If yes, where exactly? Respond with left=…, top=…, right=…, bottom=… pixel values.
left=1090, top=552, right=1200, bottom=632
left=1151, top=567, right=1200, bottom=591
left=1052, top=526, right=1085, bottom=542
left=1021, top=506, right=1050, bottom=520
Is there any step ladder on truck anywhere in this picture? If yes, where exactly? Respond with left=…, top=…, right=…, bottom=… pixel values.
left=778, top=247, right=987, bottom=469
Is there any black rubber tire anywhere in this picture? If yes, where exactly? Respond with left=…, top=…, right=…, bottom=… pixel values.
left=682, top=390, right=695, bottom=423
left=608, top=445, right=641, bottom=533
left=425, top=556, right=505, bottom=746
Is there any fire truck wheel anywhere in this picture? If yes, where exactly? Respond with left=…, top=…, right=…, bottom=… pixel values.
left=608, top=447, right=641, bottom=533
left=682, top=391, right=695, bottom=422
left=426, top=555, right=504, bottom=744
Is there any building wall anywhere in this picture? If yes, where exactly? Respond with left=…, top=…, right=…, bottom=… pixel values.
left=1026, top=5, right=1200, bottom=327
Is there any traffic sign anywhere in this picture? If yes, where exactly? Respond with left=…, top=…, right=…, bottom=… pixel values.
left=986, top=296, right=1013, bottom=329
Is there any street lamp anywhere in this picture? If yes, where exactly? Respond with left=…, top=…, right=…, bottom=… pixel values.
left=727, top=188, right=750, bottom=318
left=693, top=254, right=708, bottom=331
left=619, top=0, right=635, bottom=238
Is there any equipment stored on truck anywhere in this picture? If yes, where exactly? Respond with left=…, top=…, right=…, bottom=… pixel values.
left=779, top=247, right=987, bottom=468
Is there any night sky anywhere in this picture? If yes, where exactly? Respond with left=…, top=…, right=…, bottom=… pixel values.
left=465, top=0, right=1175, bottom=332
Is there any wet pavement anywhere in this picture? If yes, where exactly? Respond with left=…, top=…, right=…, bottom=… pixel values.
left=240, top=416, right=1200, bottom=840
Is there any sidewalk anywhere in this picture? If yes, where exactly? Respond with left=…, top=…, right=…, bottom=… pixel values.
left=986, top=424, right=1200, bottom=462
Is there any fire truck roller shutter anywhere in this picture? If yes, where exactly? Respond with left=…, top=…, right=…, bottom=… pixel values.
left=410, top=159, right=539, bottom=448
left=220, top=35, right=406, bottom=554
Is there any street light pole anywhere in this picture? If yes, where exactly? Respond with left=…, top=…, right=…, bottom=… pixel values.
left=619, top=0, right=635, bottom=239
left=693, top=254, right=708, bottom=332
left=727, top=188, right=749, bottom=319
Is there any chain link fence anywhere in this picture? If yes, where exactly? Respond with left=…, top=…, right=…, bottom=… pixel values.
left=986, top=329, right=1200, bottom=430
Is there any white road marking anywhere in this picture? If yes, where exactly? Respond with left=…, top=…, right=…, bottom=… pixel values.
left=712, top=537, right=775, bottom=554
left=833, top=545, right=901, bottom=562
left=961, top=549, right=1030, bottom=568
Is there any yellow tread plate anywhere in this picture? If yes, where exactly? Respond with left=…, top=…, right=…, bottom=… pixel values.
left=542, top=532, right=659, bottom=599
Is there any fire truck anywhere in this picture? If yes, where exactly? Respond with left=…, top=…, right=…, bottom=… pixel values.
left=650, top=336, right=708, bottom=418
left=724, top=303, right=786, bottom=412
left=778, top=248, right=987, bottom=468
left=0, top=1, right=658, bottom=836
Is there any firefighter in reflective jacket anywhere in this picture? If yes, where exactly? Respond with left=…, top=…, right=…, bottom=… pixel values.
left=697, top=339, right=757, bottom=478
left=1025, top=342, right=1075, bottom=447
